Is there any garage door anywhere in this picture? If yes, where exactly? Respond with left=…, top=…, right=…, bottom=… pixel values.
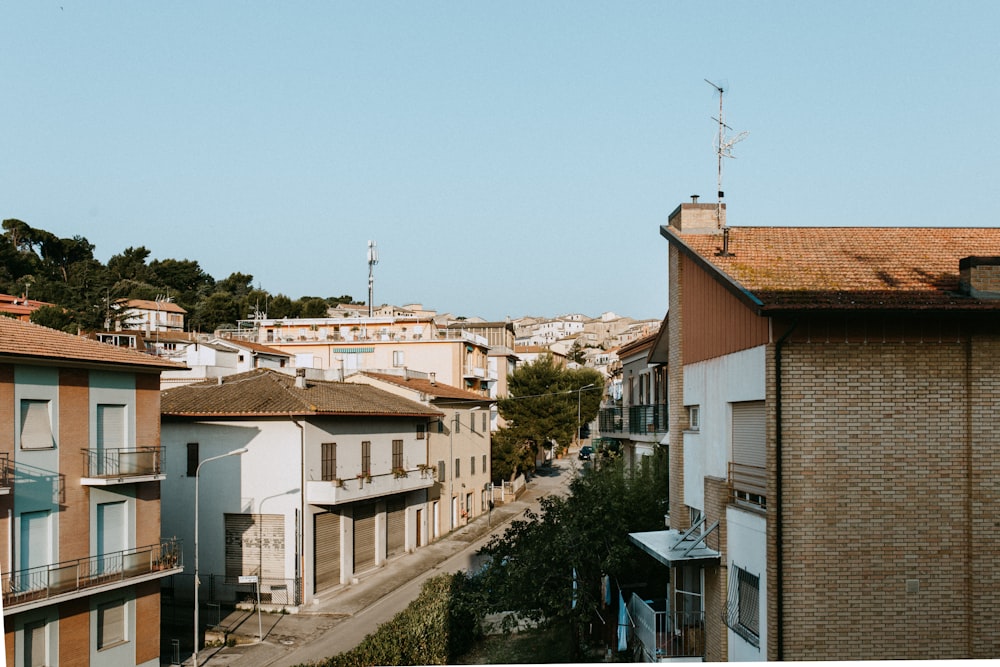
left=314, top=510, right=341, bottom=592
left=386, top=497, right=406, bottom=559
left=353, top=503, right=377, bottom=574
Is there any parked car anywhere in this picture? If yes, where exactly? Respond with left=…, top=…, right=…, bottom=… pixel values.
left=578, top=445, right=592, bottom=460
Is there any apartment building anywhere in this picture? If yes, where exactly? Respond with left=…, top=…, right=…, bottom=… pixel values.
left=627, top=199, right=1000, bottom=661
left=159, top=368, right=443, bottom=612
left=0, top=317, right=183, bottom=667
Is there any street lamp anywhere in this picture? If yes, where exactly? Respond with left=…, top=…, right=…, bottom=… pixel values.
left=576, top=383, right=596, bottom=450
left=449, top=406, right=480, bottom=530
left=194, top=447, right=248, bottom=667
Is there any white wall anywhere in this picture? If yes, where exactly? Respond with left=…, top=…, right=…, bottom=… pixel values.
left=726, top=506, right=767, bottom=661
left=682, top=346, right=765, bottom=510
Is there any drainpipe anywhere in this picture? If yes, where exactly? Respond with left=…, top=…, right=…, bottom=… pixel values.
left=774, top=320, right=797, bottom=661
left=291, top=415, right=305, bottom=605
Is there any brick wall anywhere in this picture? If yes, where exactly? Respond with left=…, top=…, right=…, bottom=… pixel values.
left=58, top=597, right=89, bottom=667
left=667, top=243, right=689, bottom=531
left=703, top=475, right=729, bottom=662
left=135, top=580, right=161, bottom=664
left=59, top=368, right=90, bottom=564
left=772, top=339, right=998, bottom=660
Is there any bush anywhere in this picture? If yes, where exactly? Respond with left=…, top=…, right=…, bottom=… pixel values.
left=304, top=572, right=483, bottom=667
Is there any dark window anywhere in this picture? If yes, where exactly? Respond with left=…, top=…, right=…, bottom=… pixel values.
left=438, top=460, right=446, bottom=481
left=454, top=457, right=460, bottom=478
left=187, top=443, right=199, bottom=477
left=416, top=423, right=426, bottom=440
left=470, top=456, right=475, bottom=475
left=322, top=443, right=336, bottom=481
left=361, top=441, right=371, bottom=476
left=392, top=440, right=403, bottom=470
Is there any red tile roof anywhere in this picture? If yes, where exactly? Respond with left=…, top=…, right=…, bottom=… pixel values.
left=361, top=372, right=490, bottom=402
left=0, top=317, right=184, bottom=370
left=125, top=298, right=188, bottom=314
left=161, top=368, right=444, bottom=417
left=663, top=226, right=1000, bottom=311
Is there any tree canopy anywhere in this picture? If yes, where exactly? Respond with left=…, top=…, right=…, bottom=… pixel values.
left=0, top=218, right=355, bottom=333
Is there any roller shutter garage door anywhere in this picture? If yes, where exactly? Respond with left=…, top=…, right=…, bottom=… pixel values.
left=314, top=510, right=341, bottom=593
left=353, top=503, right=377, bottom=574
left=386, top=497, right=406, bottom=559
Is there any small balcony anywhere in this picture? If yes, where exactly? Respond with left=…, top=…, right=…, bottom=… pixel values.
left=729, top=462, right=766, bottom=510
left=598, top=407, right=625, bottom=435
left=628, top=594, right=706, bottom=662
left=628, top=404, right=668, bottom=436
left=306, top=466, right=436, bottom=505
left=81, top=446, right=165, bottom=485
left=0, top=451, right=10, bottom=495
left=3, top=538, right=183, bottom=614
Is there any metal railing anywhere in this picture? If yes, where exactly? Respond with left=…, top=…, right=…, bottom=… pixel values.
left=0, top=451, right=9, bottom=490
left=729, top=462, right=767, bottom=509
left=197, top=573, right=302, bottom=608
left=628, top=594, right=706, bottom=660
left=628, top=404, right=668, bottom=435
left=82, top=446, right=164, bottom=479
left=598, top=407, right=624, bottom=434
left=3, top=538, right=182, bottom=609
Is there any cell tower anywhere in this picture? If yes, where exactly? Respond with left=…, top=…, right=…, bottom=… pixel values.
left=367, top=240, right=379, bottom=317
left=705, top=79, right=748, bottom=231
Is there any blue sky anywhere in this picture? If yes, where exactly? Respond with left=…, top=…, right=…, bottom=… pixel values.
left=3, top=2, right=999, bottom=322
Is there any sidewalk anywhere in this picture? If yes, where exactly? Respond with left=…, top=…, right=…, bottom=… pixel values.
left=176, top=486, right=540, bottom=666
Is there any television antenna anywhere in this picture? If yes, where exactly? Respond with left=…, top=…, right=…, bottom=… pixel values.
left=367, top=240, right=379, bottom=317
left=705, top=79, right=748, bottom=232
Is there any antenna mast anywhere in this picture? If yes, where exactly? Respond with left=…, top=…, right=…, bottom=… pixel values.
left=367, top=240, right=379, bottom=317
left=705, top=79, right=748, bottom=231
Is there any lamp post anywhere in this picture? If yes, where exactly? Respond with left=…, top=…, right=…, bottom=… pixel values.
left=194, top=447, right=248, bottom=667
left=449, top=406, right=480, bottom=530
left=576, top=383, right=596, bottom=451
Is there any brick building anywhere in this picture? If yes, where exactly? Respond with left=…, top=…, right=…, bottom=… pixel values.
left=0, top=317, right=183, bottom=666
left=627, top=199, right=1000, bottom=661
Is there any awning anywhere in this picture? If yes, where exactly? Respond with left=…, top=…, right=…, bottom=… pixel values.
left=629, top=518, right=721, bottom=566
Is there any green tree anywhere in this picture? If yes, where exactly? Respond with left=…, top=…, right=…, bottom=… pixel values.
left=299, top=297, right=329, bottom=318
left=190, top=292, right=241, bottom=332
left=490, top=426, right=536, bottom=483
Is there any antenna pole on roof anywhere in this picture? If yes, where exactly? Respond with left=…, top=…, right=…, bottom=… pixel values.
left=705, top=79, right=748, bottom=232
left=367, top=240, right=379, bottom=318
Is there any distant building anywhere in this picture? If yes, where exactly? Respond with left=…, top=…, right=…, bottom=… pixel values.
left=0, top=294, right=55, bottom=322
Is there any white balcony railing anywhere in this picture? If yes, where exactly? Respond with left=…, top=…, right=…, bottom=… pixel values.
left=628, top=594, right=706, bottom=661
left=306, top=467, right=435, bottom=505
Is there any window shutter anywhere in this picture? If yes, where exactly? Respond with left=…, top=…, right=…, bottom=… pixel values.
left=98, top=600, right=126, bottom=648
left=732, top=401, right=765, bottom=468
left=97, top=404, right=127, bottom=450
left=20, top=400, right=54, bottom=449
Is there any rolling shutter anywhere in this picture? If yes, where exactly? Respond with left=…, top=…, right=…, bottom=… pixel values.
left=225, top=514, right=285, bottom=580
left=386, top=497, right=406, bottom=559
left=314, top=511, right=341, bottom=592
left=353, top=503, right=377, bottom=574
left=732, top=401, right=766, bottom=468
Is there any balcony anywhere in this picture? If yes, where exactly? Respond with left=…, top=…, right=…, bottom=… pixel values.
left=729, top=462, right=766, bottom=510
left=81, top=446, right=165, bottom=485
left=628, top=594, right=706, bottom=662
left=628, top=404, right=668, bottom=436
left=598, top=407, right=624, bottom=435
left=3, top=538, right=183, bottom=614
left=306, top=466, right=435, bottom=505
left=0, top=452, right=10, bottom=495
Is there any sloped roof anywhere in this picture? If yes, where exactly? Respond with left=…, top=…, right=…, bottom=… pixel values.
left=125, top=298, right=188, bottom=314
left=361, top=372, right=490, bottom=402
left=662, top=226, right=1000, bottom=312
left=161, top=368, right=443, bottom=417
left=215, top=338, right=291, bottom=357
left=0, top=317, right=184, bottom=371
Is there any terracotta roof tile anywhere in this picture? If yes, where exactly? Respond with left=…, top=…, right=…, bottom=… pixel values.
left=666, top=226, right=1000, bottom=311
left=0, top=317, right=184, bottom=370
left=361, top=372, right=490, bottom=402
left=161, top=368, right=443, bottom=417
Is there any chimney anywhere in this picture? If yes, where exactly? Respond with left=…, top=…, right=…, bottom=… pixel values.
left=959, top=256, right=1000, bottom=299
left=429, top=372, right=437, bottom=386
left=668, top=194, right=726, bottom=233
left=295, top=368, right=307, bottom=389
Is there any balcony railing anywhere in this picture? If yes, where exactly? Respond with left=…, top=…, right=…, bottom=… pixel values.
left=81, top=446, right=164, bottom=483
left=597, top=404, right=668, bottom=437
left=306, top=466, right=436, bottom=505
left=3, top=538, right=182, bottom=610
left=0, top=451, right=10, bottom=494
left=729, top=462, right=767, bottom=510
left=628, top=594, right=706, bottom=661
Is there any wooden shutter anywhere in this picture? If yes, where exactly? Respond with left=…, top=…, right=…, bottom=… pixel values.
left=353, top=503, right=377, bottom=574
left=386, top=497, right=406, bottom=558
left=314, top=511, right=341, bottom=592
left=732, top=401, right=766, bottom=468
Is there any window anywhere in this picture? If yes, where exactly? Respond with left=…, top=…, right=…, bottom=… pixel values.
left=97, top=404, right=126, bottom=452
left=470, top=456, right=475, bottom=475
left=725, top=564, right=760, bottom=648
left=438, top=460, right=446, bottom=481
left=416, top=423, right=426, bottom=440
left=361, top=441, right=371, bottom=476
left=20, top=400, right=54, bottom=449
left=97, top=599, right=126, bottom=649
left=483, top=412, right=488, bottom=432
left=470, top=412, right=476, bottom=433
left=393, top=350, right=405, bottom=367
left=392, top=440, right=403, bottom=470
left=454, top=458, right=460, bottom=479
left=187, top=443, right=199, bottom=477
left=322, top=443, right=337, bottom=481
left=483, top=454, right=487, bottom=473
left=687, top=405, right=700, bottom=431
left=454, top=415, right=460, bottom=433
left=24, top=619, right=47, bottom=666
